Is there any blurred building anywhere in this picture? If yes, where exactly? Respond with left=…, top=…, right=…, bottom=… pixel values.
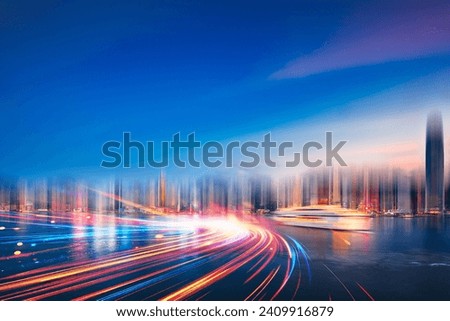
left=425, top=111, right=444, bottom=213
left=0, top=112, right=445, bottom=216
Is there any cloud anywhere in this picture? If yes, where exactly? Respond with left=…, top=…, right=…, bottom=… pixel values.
left=270, top=1, right=450, bottom=79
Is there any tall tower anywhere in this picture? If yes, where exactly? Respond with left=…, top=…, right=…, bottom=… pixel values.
left=425, top=111, right=444, bottom=213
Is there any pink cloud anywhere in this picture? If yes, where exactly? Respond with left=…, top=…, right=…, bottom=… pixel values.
left=271, top=1, right=450, bottom=79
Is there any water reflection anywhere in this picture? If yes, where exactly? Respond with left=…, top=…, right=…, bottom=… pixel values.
left=278, top=215, right=450, bottom=300
left=0, top=211, right=449, bottom=300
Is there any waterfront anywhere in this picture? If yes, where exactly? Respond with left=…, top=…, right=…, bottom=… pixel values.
left=0, top=211, right=449, bottom=300
left=276, top=213, right=450, bottom=300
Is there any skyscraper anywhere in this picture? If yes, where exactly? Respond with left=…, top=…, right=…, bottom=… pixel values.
left=425, top=111, right=444, bottom=213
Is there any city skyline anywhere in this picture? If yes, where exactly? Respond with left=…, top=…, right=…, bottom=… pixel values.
left=0, top=111, right=447, bottom=215
left=2, top=1, right=450, bottom=303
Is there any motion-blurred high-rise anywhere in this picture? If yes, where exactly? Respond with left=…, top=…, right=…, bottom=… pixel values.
left=425, top=111, right=444, bottom=213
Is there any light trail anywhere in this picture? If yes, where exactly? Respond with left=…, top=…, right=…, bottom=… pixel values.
left=323, top=264, right=356, bottom=301
left=0, top=207, right=310, bottom=300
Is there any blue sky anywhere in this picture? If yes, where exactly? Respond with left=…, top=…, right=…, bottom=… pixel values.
left=1, top=0, right=449, bottom=178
